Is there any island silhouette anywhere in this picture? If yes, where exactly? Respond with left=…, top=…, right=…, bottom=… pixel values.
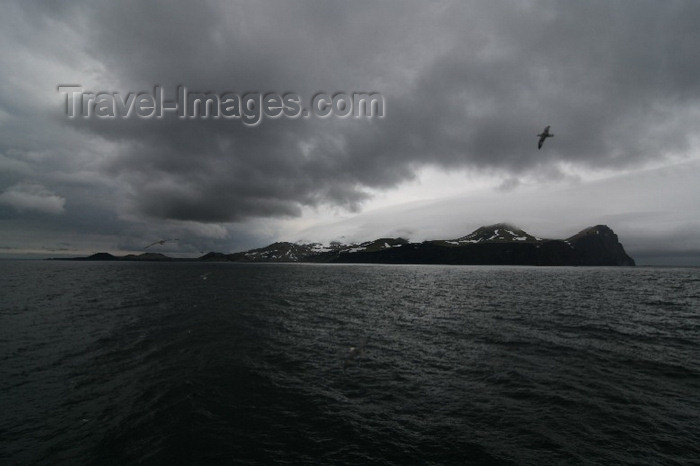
left=54, top=224, right=635, bottom=266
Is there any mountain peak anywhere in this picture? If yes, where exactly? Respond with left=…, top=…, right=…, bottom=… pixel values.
left=566, top=225, right=635, bottom=266
left=452, top=223, right=539, bottom=244
left=567, top=225, right=616, bottom=241
left=87, top=252, right=118, bottom=261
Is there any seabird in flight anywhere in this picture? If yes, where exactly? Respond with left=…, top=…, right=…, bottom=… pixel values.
left=537, top=125, right=554, bottom=149
left=144, top=238, right=179, bottom=249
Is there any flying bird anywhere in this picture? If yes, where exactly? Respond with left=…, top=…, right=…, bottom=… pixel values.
left=537, top=125, right=554, bottom=149
left=144, top=238, right=179, bottom=249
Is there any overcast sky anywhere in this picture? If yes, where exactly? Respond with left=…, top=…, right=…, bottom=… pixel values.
left=1, top=1, right=699, bottom=264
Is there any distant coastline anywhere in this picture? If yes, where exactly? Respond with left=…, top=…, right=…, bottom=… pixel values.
left=50, top=223, right=635, bottom=266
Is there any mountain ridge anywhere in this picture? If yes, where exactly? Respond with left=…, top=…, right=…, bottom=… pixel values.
left=53, top=224, right=635, bottom=266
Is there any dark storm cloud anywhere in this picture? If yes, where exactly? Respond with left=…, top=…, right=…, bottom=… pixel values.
left=379, top=1, right=700, bottom=170
left=5, top=0, right=700, bottom=229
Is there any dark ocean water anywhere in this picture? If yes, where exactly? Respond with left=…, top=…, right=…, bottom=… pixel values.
left=1, top=261, right=699, bottom=465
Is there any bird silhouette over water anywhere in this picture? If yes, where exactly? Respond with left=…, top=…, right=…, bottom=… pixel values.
left=144, top=238, right=179, bottom=249
left=537, top=125, right=554, bottom=149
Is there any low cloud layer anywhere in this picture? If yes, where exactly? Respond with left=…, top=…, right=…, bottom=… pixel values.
left=0, top=183, right=65, bottom=215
